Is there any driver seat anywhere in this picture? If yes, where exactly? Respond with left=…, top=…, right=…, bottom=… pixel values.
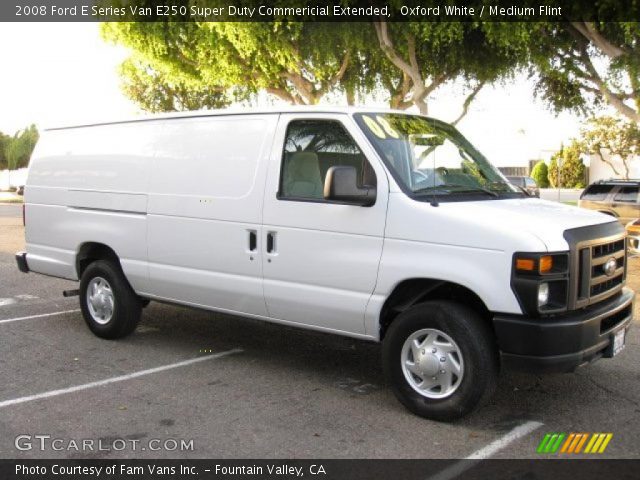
left=283, top=152, right=323, bottom=198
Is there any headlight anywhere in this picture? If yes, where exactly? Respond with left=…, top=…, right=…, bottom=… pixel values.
left=512, top=252, right=570, bottom=316
left=538, top=282, right=549, bottom=306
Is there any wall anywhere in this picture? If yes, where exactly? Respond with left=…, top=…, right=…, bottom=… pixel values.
left=589, top=153, right=640, bottom=183
left=0, top=168, right=28, bottom=190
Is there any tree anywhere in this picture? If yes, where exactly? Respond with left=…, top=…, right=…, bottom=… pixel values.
left=102, top=21, right=374, bottom=110
left=548, top=141, right=587, bottom=188
left=4, top=125, right=39, bottom=171
left=0, top=132, right=10, bottom=170
left=519, top=18, right=640, bottom=123
left=103, top=15, right=523, bottom=121
left=581, top=116, right=640, bottom=179
left=119, top=57, right=235, bottom=112
left=371, top=21, right=524, bottom=118
left=560, top=141, right=587, bottom=188
left=530, top=160, right=549, bottom=188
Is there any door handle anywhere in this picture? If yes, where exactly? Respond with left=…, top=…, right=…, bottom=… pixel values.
left=248, top=230, right=257, bottom=252
left=266, top=232, right=276, bottom=254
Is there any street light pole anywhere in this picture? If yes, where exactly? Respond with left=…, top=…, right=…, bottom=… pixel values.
left=557, top=143, right=563, bottom=202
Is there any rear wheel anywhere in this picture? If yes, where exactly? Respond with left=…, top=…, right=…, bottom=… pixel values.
left=383, top=301, right=498, bottom=421
left=79, top=260, right=141, bottom=339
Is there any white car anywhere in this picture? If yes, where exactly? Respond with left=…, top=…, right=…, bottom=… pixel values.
left=16, top=107, right=634, bottom=421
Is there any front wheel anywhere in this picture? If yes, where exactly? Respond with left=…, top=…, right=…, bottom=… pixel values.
left=382, top=301, right=498, bottom=421
left=79, top=260, right=142, bottom=339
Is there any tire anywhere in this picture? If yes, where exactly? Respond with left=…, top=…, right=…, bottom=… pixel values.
left=382, top=301, right=498, bottom=421
left=79, top=260, right=142, bottom=339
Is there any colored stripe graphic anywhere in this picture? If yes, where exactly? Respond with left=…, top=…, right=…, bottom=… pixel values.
left=598, top=434, right=613, bottom=453
left=549, top=433, right=565, bottom=453
left=560, top=433, right=575, bottom=453
left=585, top=433, right=614, bottom=454
left=538, top=433, right=612, bottom=454
left=536, top=433, right=552, bottom=453
left=573, top=433, right=589, bottom=453
left=537, top=433, right=565, bottom=453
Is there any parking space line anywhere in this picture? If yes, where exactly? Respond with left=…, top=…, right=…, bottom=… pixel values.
left=0, top=309, right=80, bottom=325
left=427, top=421, right=543, bottom=480
left=0, top=348, right=243, bottom=409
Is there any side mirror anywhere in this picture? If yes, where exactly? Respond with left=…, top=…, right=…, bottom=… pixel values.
left=323, top=166, right=376, bottom=206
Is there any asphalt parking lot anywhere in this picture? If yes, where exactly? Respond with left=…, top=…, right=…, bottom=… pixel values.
left=1, top=203, right=639, bottom=460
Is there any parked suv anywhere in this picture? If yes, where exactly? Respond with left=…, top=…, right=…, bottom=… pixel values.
left=579, top=179, right=640, bottom=225
left=506, top=176, right=540, bottom=197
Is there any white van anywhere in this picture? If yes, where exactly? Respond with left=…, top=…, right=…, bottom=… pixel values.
left=16, top=107, right=634, bottom=420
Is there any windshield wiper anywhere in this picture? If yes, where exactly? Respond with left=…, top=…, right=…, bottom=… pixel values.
left=412, top=186, right=451, bottom=195
left=413, top=184, right=499, bottom=197
left=445, top=184, right=499, bottom=197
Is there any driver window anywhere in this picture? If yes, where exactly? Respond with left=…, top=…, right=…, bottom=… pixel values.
left=280, top=120, right=376, bottom=201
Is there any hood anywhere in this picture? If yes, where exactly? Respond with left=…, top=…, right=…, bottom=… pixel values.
left=445, top=197, right=616, bottom=251
left=386, top=194, right=618, bottom=253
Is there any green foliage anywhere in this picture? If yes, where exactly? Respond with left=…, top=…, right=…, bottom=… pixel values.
left=102, top=20, right=375, bottom=110
left=368, top=20, right=527, bottom=114
left=494, top=16, right=640, bottom=122
left=102, top=15, right=524, bottom=115
left=530, top=160, right=549, bottom=188
left=548, top=155, right=559, bottom=188
left=2, top=125, right=39, bottom=171
left=0, top=132, right=10, bottom=170
left=548, top=141, right=586, bottom=188
left=119, top=57, right=235, bottom=112
left=580, top=116, right=640, bottom=179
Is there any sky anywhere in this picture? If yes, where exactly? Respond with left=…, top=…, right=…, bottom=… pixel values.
left=0, top=22, right=586, bottom=167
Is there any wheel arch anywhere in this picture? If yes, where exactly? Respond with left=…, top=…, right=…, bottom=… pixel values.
left=379, top=278, right=493, bottom=340
left=76, top=242, right=122, bottom=278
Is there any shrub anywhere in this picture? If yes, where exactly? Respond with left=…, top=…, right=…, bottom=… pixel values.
left=530, top=160, right=549, bottom=188
left=548, top=141, right=586, bottom=188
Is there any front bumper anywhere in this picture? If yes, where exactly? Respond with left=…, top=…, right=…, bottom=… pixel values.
left=494, top=287, right=634, bottom=373
left=15, top=251, right=29, bottom=273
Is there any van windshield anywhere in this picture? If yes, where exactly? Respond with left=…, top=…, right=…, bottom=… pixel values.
left=354, top=113, right=523, bottom=200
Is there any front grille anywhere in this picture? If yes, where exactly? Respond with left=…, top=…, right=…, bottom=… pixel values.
left=576, top=237, right=626, bottom=307
left=591, top=276, right=623, bottom=296
left=592, top=239, right=625, bottom=259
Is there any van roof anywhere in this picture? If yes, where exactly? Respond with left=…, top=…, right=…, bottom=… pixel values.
left=45, top=105, right=415, bottom=131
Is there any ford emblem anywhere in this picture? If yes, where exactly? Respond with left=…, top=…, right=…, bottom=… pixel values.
left=603, top=257, right=617, bottom=277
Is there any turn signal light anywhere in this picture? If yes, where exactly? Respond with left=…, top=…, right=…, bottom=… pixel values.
left=516, top=258, right=535, bottom=271
left=539, top=255, right=553, bottom=273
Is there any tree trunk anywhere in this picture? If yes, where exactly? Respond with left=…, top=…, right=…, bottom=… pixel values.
left=597, top=149, right=622, bottom=177
left=346, top=89, right=355, bottom=106
left=414, top=99, right=428, bottom=115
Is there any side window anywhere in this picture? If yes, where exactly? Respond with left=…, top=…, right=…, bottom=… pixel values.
left=581, top=184, right=614, bottom=201
left=614, top=186, right=639, bottom=203
left=525, top=178, right=536, bottom=187
left=279, top=120, right=376, bottom=201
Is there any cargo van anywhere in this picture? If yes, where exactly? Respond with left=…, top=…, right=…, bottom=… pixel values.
left=16, top=107, right=634, bottom=420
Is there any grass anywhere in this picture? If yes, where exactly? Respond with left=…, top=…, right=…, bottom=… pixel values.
left=562, top=201, right=578, bottom=206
